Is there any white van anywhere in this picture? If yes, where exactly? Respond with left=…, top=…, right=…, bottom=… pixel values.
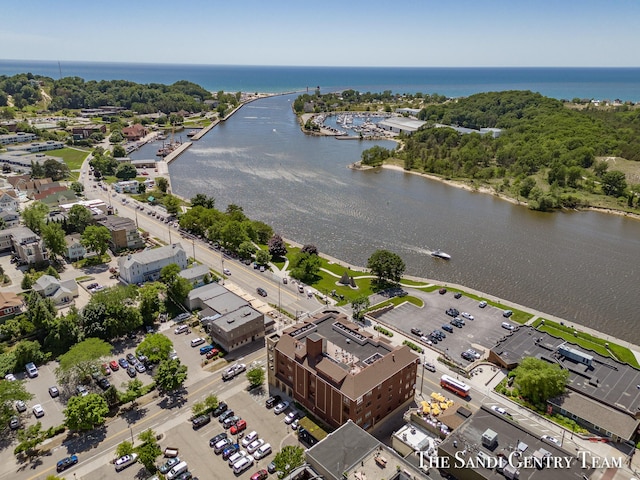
left=166, top=461, right=188, bottom=479
left=190, top=337, right=205, bottom=347
left=232, top=455, right=254, bottom=474
left=227, top=450, right=246, bottom=467
left=253, top=443, right=272, bottom=460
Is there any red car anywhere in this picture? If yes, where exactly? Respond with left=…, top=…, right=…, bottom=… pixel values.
left=251, top=470, right=268, bottom=480
left=205, top=348, right=219, bottom=359
left=230, top=419, right=247, bottom=435
left=109, top=360, right=120, bottom=371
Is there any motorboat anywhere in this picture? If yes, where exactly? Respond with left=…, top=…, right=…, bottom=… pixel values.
left=431, top=249, right=451, bottom=260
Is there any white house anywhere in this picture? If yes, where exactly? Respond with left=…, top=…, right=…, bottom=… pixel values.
left=64, top=234, right=87, bottom=261
left=0, top=210, right=19, bottom=228
left=0, top=191, right=19, bottom=212
left=32, top=275, right=78, bottom=306
left=113, top=181, right=140, bottom=194
left=118, top=243, right=188, bottom=285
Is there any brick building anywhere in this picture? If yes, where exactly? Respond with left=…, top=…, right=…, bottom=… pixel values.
left=267, top=310, right=418, bottom=431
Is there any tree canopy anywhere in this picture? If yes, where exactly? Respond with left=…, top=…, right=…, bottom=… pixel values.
left=367, top=249, right=406, bottom=284
left=512, top=357, right=569, bottom=405
left=64, top=393, right=109, bottom=431
left=136, top=334, right=173, bottom=365
left=154, top=359, right=187, bottom=395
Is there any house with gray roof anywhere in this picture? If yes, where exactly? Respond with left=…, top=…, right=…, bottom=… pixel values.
left=118, top=243, right=187, bottom=285
left=0, top=226, right=48, bottom=265
left=0, top=210, right=20, bottom=228
left=178, top=264, right=210, bottom=287
left=32, top=275, right=78, bottom=306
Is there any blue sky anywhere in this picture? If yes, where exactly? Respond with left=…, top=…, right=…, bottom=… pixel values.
left=3, top=0, right=639, bottom=67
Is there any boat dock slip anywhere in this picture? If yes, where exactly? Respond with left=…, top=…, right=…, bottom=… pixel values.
left=164, top=141, right=192, bottom=164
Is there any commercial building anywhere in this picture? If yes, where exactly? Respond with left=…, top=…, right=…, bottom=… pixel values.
left=0, top=226, right=48, bottom=265
left=122, top=124, right=148, bottom=141
left=118, top=243, right=187, bottom=285
left=188, top=283, right=265, bottom=353
left=113, top=180, right=141, bottom=194
left=378, top=117, right=427, bottom=134
left=437, top=406, right=594, bottom=480
left=305, top=419, right=430, bottom=480
left=0, top=132, right=37, bottom=145
left=178, top=264, right=211, bottom=288
left=267, top=310, right=419, bottom=431
left=6, top=140, right=64, bottom=153
left=489, top=325, right=640, bottom=442
left=98, top=216, right=144, bottom=252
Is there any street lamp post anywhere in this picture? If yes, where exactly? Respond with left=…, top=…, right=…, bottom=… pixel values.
left=221, top=257, right=225, bottom=285
left=130, top=426, right=134, bottom=444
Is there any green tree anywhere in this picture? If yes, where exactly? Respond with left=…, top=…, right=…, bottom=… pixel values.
left=204, top=393, right=218, bottom=412
left=25, top=292, right=56, bottom=330
left=512, top=357, right=569, bottom=405
left=0, top=377, right=32, bottom=429
left=255, top=249, right=271, bottom=267
left=41, top=222, right=66, bottom=261
left=190, top=193, right=215, bottom=209
left=70, top=181, right=84, bottom=195
left=136, top=333, right=173, bottom=365
left=267, top=234, right=287, bottom=258
left=136, top=428, right=161, bottom=472
left=115, top=163, right=137, bottom=180
left=237, top=241, right=256, bottom=260
left=43, top=159, right=70, bottom=181
left=273, top=446, right=305, bottom=477
left=64, top=393, right=109, bottom=431
left=163, top=194, right=180, bottom=215
left=119, top=379, right=144, bottom=405
left=154, top=359, right=187, bottom=395
left=246, top=366, right=265, bottom=388
left=156, top=177, right=168, bottom=193
left=115, top=440, right=134, bottom=458
left=13, top=340, right=48, bottom=370
left=56, top=338, right=112, bottom=386
left=82, top=286, right=143, bottom=339
left=367, top=249, right=406, bottom=284
left=137, top=282, right=166, bottom=325
left=160, top=263, right=192, bottom=305
left=601, top=170, right=627, bottom=197
left=351, top=295, right=371, bottom=321
left=112, top=144, right=126, bottom=158
left=220, top=220, right=249, bottom=252
left=14, top=421, right=46, bottom=457
left=68, top=204, right=93, bottom=233
left=191, top=400, right=206, bottom=417
left=138, top=182, right=146, bottom=194
left=81, top=225, right=111, bottom=256
left=251, top=220, right=273, bottom=244
left=43, top=308, right=82, bottom=357
left=289, top=252, right=321, bottom=283
left=21, top=201, right=48, bottom=234
left=301, top=244, right=319, bottom=255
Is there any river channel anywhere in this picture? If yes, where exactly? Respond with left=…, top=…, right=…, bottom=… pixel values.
left=137, top=94, right=640, bottom=344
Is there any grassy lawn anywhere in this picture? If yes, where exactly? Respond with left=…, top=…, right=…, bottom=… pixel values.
left=401, top=278, right=431, bottom=287
left=73, top=254, right=111, bottom=269
left=531, top=318, right=639, bottom=368
left=49, top=147, right=90, bottom=170
left=366, top=295, right=424, bottom=312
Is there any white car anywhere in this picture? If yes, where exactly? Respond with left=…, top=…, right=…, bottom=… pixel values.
left=479, top=301, right=488, bottom=308
left=273, top=401, right=289, bottom=414
left=114, top=453, right=138, bottom=471
left=32, top=404, right=44, bottom=418
left=466, top=349, right=481, bottom=359
left=246, top=439, right=264, bottom=454
left=541, top=434, right=562, bottom=446
left=501, top=322, right=514, bottom=331
left=241, top=431, right=259, bottom=448
left=223, top=268, right=231, bottom=275
left=491, top=405, right=509, bottom=416
left=284, top=411, right=299, bottom=424
left=290, top=419, right=299, bottom=430
left=419, top=336, right=433, bottom=345
left=461, top=312, right=474, bottom=321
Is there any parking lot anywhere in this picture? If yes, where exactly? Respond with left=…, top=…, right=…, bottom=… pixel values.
left=375, top=289, right=517, bottom=365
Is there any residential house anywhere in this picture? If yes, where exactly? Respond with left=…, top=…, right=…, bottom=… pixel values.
left=122, top=124, right=148, bottom=141
left=178, top=264, right=210, bottom=288
left=0, top=291, right=23, bottom=318
left=98, top=216, right=144, bottom=252
left=32, top=275, right=78, bottom=306
left=38, top=189, right=79, bottom=207
left=0, top=210, right=20, bottom=228
left=64, top=234, right=86, bottom=261
left=267, top=310, right=418, bottom=431
left=0, top=226, right=48, bottom=264
left=0, top=190, right=19, bottom=212
left=118, top=243, right=187, bottom=285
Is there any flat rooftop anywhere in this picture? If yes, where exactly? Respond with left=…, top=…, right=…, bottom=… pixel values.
left=492, top=326, right=640, bottom=416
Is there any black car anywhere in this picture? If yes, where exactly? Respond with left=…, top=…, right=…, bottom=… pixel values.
left=256, top=287, right=267, bottom=297
left=461, top=351, right=475, bottom=361
left=192, top=414, right=211, bottom=429
left=410, top=328, right=423, bottom=336
left=209, top=431, right=228, bottom=447
left=445, top=308, right=460, bottom=317
left=454, top=292, right=462, bottom=299
left=450, top=318, right=463, bottom=328
left=97, top=377, right=111, bottom=390
left=428, top=334, right=439, bottom=344
left=442, top=324, right=454, bottom=333
left=438, top=288, right=447, bottom=295
left=126, top=366, right=137, bottom=378
left=56, top=455, right=79, bottom=472
left=126, top=353, right=137, bottom=365
left=212, top=401, right=228, bottom=417
left=432, top=330, right=444, bottom=340
left=265, top=395, right=281, bottom=409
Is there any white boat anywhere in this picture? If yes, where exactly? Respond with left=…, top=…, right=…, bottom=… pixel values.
left=431, top=249, right=451, bottom=260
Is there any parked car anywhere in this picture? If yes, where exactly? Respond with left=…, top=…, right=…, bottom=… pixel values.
left=461, top=312, right=474, bottom=321
left=541, top=435, right=562, bottom=446
left=190, top=337, right=205, bottom=347
left=273, top=401, right=289, bottom=414
left=454, top=292, right=462, bottom=299
left=174, top=325, right=189, bottom=335
left=48, top=386, right=60, bottom=398
left=265, top=395, right=281, bottom=409
left=424, top=362, right=437, bottom=372
left=438, top=288, right=447, bottom=295
left=218, top=410, right=235, bottom=423
left=223, top=415, right=240, bottom=429
left=209, top=432, right=228, bottom=447
left=9, top=416, right=20, bottom=430
left=115, top=453, right=138, bottom=471
left=75, top=385, right=88, bottom=397
left=213, top=438, right=231, bottom=454
left=246, top=439, right=265, bottom=454
left=501, top=322, right=514, bottom=331
left=221, top=444, right=240, bottom=460
left=450, top=318, right=463, bottom=328
left=242, top=431, right=259, bottom=448
left=479, top=300, right=488, bottom=308
left=135, top=362, right=146, bottom=373
left=118, top=358, right=129, bottom=369
left=251, top=469, right=269, bottom=480
left=25, top=362, right=38, bottom=378
left=442, top=324, right=454, bottom=333
left=267, top=461, right=277, bottom=473
left=15, top=400, right=27, bottom=413
left=445, top=308, right=459, bottom=317
left=410, top=327, right=423, bottom=336
left=109, top=360, right=120, bottom=371
left=212, top=402, right=228, bottom=417
left=101, top=363, right=112, bottom=375
left=126, top=353, right=137, bottom=365
left=420, top=335, right=433, bottom=345
left=32, top=404, right=44, bottom=418
left=56, top=455, right=79, bottom=473
left=159, top=457, right=182, bottom=474
left=461, top=351, right=475, bottom=361
left=192, top=414, right=211, bottom=429
left=254, top=444, right=272, bottom=460
left=205, top=348, right=219, bottom=359
left=127, top=366, right=137, bottom=377
left=466, top=349, right=481, bottom=359
left=230, top=419, right=247, bottom=435
left=200, top=345, right=215, bottom=355
left=503, top=310, right=513, bottom=318
left=97, top=377, right=111, bottom=390
left=284, top=411, right=299, bottom=424
left=491, top=405, right=509, bottom=416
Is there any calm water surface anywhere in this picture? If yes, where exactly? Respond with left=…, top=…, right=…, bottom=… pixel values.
left=137, top=95, right=640, bottom=343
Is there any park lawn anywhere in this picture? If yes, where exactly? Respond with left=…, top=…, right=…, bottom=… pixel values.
left=531, top=318, right=639, bottom=368
left=49, top=147, right=90, bottom=170
left=400, top=278, right=431, bottom=287
left=366, top=295, right=424, bottom=313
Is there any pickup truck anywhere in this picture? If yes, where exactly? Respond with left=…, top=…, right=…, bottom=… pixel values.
left=164, top=446, right=179, bottom=458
